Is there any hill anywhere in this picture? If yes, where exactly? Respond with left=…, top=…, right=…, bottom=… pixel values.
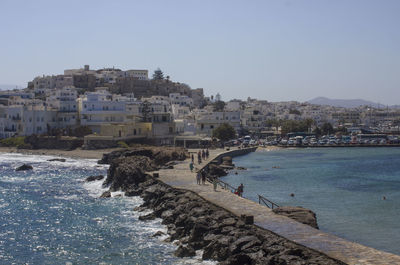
left=307, top=97, right=386, bottom=108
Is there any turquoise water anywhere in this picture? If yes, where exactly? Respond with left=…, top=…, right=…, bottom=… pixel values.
left=221, top=147, right=400, bottom=255
left=0, top=153, right=213, bottom=265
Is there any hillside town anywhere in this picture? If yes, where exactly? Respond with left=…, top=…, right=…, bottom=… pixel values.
left=1, top=65, right=400, bottom=148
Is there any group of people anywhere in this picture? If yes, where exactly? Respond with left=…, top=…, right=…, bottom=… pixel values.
left=189, top=149, right=244, bottom=195
left=196, top=170, right=207, bottom=185
left=191, top=149, right=210, bottom=165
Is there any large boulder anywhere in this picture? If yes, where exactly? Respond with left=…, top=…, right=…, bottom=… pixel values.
left=102, top=156, right=153, bottom=191
left=100, top=191, right=111, bottom=198
left=16, top=164, right=33, bottom=171
left=98, top=146, right=187, bottom=165
left=229, top=236, right=261, bottom=255
left=273, top=206, right=319, bottom=229
left=98, top=149, right=153, bottom=164
left=174, top=245, right=196, bottom=257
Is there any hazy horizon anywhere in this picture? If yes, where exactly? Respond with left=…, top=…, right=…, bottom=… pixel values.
left=1, top=0, right=399, bottom=104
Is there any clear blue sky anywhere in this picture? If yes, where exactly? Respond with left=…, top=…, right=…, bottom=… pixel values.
left=1, top=0, right=399, bottom=104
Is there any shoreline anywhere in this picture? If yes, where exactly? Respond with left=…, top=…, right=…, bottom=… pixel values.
left=4, top=145, right=400, bottom=263
left=0, top=146, right=123, bottom=160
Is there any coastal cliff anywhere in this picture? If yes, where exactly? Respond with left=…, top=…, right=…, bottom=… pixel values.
left=100, top=149, right=344, bottom=265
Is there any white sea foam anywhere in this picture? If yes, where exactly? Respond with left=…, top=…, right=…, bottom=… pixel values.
left=82, top=179, right=107, bottom=198
left=111, top=191, right=125, bottom=197
left=0, top=152, right=108, bottom=171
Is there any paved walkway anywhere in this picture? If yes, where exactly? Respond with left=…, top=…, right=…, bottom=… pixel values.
left=156, top=148, right=400, bottom=265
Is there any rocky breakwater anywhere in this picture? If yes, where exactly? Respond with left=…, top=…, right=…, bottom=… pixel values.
left=100, top=148, right=343, bottom=265
left=99, top=146, right=187, bottom=194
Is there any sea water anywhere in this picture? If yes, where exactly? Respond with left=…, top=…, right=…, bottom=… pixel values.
left=0, top=153, right=215, bottom=265
left=221, top=147, right=400, bottom=255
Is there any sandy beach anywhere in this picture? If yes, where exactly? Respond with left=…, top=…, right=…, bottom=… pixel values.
left=0, top=147, right=122, bottom=160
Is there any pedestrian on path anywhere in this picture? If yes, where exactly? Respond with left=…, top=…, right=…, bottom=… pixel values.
left=237, top=183, right=244, bottom=197
left=201, top=170, right=206, bottom=185
left=202, top=149, right=205, bottom=160
left=198, top=151, right=202, bottom=164
left=191, top=154, right=194, bottom=163
left=196, top=171, right=201, bottom=185
left=206, top=149, right=209, bottom=159
left=189, top=161, right=194, bottom=172
left=213, top=177, right=218, bottom=191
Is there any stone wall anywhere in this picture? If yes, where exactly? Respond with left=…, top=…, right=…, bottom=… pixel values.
left=25, top=135, right=83, bottom=150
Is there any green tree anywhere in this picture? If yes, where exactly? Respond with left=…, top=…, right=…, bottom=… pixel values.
left=289, top=109, right=301, bottom=115
left=73, top=126, right=92, bottom=137
left=336, top=126, right=348, bottom=134
left=303, top=118, right=314, bottom=133
left=141, top=100, right=152, bottom=122
left=213, top=100, right=226, bottom=111
left=238, top=125, right=249, bottom=137
left=152, top=68, right=164, bottom=80
left=321, top=122, right=334, bottom=135
left=279, top=119, right=314, bottom=135
left=313, top=126, right=322, bottom=136
left=213, top=123, right=236, bottom=141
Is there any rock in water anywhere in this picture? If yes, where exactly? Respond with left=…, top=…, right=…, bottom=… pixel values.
left=16, top=164, right=33, bottom=171
left=100, top=191, right=111, bottom=198
left=152, top=231, right=165, bottom=237
left=85, top=175, right=104, bottom=182
left=47, top=158, right=66, bottom=162
left=222, top=156, right=233, bottom=166
left=208, top=164, right=227, bottom=177
left=273, top=206, right=319, bottom=229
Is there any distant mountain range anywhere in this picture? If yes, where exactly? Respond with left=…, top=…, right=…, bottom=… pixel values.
left=307, top=97, right=399, bottom=109
left=0, top=84, right=24, bottom=90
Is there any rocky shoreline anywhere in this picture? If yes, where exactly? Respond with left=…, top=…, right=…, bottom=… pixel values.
left=96, top=147, right=344, bottom=265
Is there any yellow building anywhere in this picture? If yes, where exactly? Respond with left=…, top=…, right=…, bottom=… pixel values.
left=83, top=122, right=152, bottom=148
left=99, top=122, right=151, bottom=138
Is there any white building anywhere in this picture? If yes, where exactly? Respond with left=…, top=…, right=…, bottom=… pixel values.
left=171, top=104, right=191, bottom=119
left=169, top=93, right=193, bottom=107
left=21, top=104, right=57, bottom=136
left=46, top=87, right=78, bottom=128
left=79, top=90, right=139, bottom=133
left=194, top=110, right=240, bottom=136
left=0, top=101, right=57, bottom=138
left=124, top=70, right=149, bottom=80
